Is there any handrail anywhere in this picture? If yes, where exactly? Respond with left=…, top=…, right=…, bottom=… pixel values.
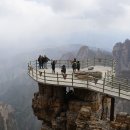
left=28, top=58, right=130, bottom=100
left=33, top=58, right=114, bottom=68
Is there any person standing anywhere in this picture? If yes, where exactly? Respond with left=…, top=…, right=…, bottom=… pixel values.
left=38, top=55, right=42, bottom=69
left=44, top=55, right=50, bottom=69
left=51, top=60, right=56, bottom=73
left=77, top=61, right=80, bottom=71
left=61, top=65, right=67, bottom=79
left=72, top=58, right=77, bottom=73
left=41, top=56, right=44, bottom=69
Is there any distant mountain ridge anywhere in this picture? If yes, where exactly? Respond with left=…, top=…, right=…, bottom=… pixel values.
left=60, top=45, right=112, bottom=60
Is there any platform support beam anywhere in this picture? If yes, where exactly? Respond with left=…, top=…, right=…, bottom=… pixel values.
left=110, top=97, right=115, bottom=121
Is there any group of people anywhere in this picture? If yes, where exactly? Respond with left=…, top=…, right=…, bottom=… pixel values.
left=50, top=58, right=80, bottom=79
left=38, top=56, right=80, bottom=79
left=38, top=55, right=50, bottom=69
left=71, top=58, right=80, bottom=72
left=51, top=60, right=67, bottom=79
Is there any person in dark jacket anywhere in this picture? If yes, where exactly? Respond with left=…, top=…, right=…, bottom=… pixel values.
left=77, top=61, right=80, bottom=71
left=61, top=65, right=67, bottom=79
left=51, top=60, right=56, bottom=73
left=38, top=55, right=42, bottom=69
left=44, top=55, right=50, bottom=69
left=72, top=58, right=77, bottom=73
left=41, top=56, right=44, bottom=69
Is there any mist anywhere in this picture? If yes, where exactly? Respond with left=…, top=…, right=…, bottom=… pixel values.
left=1, top=0, right=130, bottom=59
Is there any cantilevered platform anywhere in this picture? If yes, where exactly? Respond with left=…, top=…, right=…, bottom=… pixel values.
left=28, top=58, right=130, bottom=100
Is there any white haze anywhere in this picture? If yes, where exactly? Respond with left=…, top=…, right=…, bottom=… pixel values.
left=0, top=0, right=130, bottom=57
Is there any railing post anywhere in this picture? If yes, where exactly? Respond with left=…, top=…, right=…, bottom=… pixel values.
left=110, top=97, right=115, bottom=121
left=107, top=71, right=110, bottom=82
left=127, top=78, right=129, bottom=85
left=104, top=58, right=106, bottom=67
left=87, top=79, right=89, bottom=88
left=103, top=78, right=105, bottom=93
left=67, top=60, right=69, bottom=68
left=104, top=72, right=106, bottom=79
left=57, top=72, right=59, bottom=85
left=94, top=57, right=95, bottom=66
left=87, top=58, right=88, bottom=67
left=119, top=84, right=120, bottom=97
left=106, top=70, right=108, bottom=78
left=72, top=73, right=73, bottom=86
left=112, top=59, right=114, bottom=72
left=112, top=75, right=113, bottom=86
left=59, top=60, right=60, bottom=68
left=36, top=60, right=38, bottom=80
left=44, top=70, right=46, bottom=83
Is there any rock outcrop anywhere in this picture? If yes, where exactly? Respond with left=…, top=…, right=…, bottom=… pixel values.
left=76, top=46, right=94, bottom=60
left=32, top=83, right=130, bottom=130
left=76, top=46, right=112, bottom=60
left=60, top=45, right=112, bottom=61
left=32, top=83, right=113, bottom=130
left=0, top=102, right=18, bottom=130
left=113, top=39, right=130, bottom=78
left=110, top=112, right=130, bottom=130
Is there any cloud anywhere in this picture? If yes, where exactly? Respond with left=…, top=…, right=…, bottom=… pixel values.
left=0, top=0, right=130, bottom=54
left=35, top=0, right=130, bottom=29
left=0, top=0, right=54, bottom=46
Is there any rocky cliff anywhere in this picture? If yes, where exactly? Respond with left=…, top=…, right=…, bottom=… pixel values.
left=32, top=83, right=130, bottom=130
left=76, top=46, right=95, bottom=60
left=0, top=102, right=18, bottom=130
left=32, top=83, right=116, bottom=130
left=113, top=39, right=130, bottom=78
left=111, top=112, right=130, bottom=130
left=0, top=73, right=41, bottom=130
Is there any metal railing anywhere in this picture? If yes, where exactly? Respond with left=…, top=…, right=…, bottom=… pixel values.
left=27, top=58, right=130, bottom=100
left=28, top=58, right=115, bottom=69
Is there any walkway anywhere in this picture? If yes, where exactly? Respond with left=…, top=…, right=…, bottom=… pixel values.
left=28, top=58, right=130, bottom=100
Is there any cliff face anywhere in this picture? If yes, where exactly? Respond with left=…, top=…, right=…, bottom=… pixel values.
left=113, top=39, right=130, bottom=77
left=76, top=46, right=112, bottom=60
left=0, top=102, right=18, bottom=130
left=32, top=83, right=114, bottom=130
left=76, top=46, right=93, bottom=60
left=0, top=73, right=42, bottom=130
left=32, top=83, right=130, bottom=130
left=111, top=112, right=130, bottom=130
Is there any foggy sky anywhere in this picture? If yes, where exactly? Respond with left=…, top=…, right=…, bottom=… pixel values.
left=0, top=0, right=130, bottom=54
